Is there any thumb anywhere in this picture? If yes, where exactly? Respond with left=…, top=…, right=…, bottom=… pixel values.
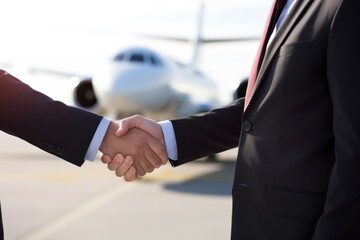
left=115, top=115, right=140, bottom=136
left=116, top=115, right=163, bottom=141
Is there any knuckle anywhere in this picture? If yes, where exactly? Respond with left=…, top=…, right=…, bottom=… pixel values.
left=134, top=138, right=146, bottom=148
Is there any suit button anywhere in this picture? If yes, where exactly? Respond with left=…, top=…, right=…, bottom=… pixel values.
left=243, top=120, right=252, bottom=132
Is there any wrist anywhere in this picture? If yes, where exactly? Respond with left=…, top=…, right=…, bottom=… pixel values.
left=99, top=121, right=118, bottom=156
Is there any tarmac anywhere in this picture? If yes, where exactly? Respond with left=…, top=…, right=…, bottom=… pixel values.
left=0, top=130, right=238, bottom=240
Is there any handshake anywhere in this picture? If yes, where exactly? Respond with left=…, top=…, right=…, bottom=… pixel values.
left=99, top=115, right=168, bottom=181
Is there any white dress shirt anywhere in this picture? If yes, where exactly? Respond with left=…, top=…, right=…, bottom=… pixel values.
left=85, top=117, right=110, bottom=161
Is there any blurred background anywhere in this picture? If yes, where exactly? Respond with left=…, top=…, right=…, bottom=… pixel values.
left=0, top=0, right=270, bottom=239
left=0, top=0, right=271, bottom=104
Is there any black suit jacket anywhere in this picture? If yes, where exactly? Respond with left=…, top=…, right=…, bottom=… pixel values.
left=170, top=0, right=360, bottom=239
left=0, top=70, right=102, bottom=238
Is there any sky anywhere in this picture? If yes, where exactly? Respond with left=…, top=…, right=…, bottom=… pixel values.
left=0, top=0, right=272, bottom=102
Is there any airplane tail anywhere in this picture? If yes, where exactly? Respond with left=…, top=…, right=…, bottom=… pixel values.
left=189, top=1, right=205, bottom=69
left=135, top=2, right=260, bottom=67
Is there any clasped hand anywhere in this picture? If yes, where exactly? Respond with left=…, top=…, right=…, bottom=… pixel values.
left=99, top=115, right=167, bottom=181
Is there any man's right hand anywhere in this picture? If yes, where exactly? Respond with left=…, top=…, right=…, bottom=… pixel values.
left=101, top=115, right=168, bottom=181
left=99, top=119, right=167, bottom=180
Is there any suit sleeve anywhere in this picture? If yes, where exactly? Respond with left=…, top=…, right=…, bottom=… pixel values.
left=313, top=1, right=360, bottom=239
left=0, top=70, right=103, bottom=166
left=170, top=98, right=244, bottom=166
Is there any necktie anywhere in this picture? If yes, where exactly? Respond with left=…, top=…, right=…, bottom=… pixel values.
left=244, top=0, right=286, bottom=110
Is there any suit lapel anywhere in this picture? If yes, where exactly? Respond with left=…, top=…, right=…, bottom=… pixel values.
left=248, top=0, right=313, bottom=107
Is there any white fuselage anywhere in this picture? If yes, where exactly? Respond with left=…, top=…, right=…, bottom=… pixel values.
left=92, top=47, right=220, bottom=119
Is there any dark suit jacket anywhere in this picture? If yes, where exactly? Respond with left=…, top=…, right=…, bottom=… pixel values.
left=170, top=1, right=360, bottom=239
left=0, top=70, right=102, bottom=238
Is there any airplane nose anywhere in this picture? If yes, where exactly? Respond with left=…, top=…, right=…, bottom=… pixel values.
left=92, top=64, right=173, bottom=112
left=115, top=65, right=162, bottom=91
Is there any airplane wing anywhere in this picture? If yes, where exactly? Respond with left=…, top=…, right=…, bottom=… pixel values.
left=0, top=61, right=99, bottom=112
left=134, top=34, right=260, bottom=43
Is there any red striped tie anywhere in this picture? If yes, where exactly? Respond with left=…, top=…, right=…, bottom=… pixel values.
left=244, top=0, right=279, bottom=110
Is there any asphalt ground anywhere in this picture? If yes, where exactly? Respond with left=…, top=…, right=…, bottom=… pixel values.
left=0, top=131, right=238, bottom=240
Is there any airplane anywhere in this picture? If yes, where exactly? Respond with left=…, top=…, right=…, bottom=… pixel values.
left=1, top=2, right=260, bottom=121
left=90, top=46, right=220, bottom=119
left=57, top=2, right=257, bottom=120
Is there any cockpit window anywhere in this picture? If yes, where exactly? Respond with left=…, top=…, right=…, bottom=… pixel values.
left=149, top=55, right=161, bottom=66
left=113, top=53, right=125, bottom=61
left=129, top=54, right=145, bottom=63
left=113, top=50, right=163, bottom=67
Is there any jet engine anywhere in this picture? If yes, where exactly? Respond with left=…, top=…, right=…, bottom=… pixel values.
left=72, top=77, right=100, bottom=112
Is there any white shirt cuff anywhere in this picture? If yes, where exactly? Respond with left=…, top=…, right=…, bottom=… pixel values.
left=85, top=117, right=111, bottom=161
left=159, top=120, right=178, bottom=161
